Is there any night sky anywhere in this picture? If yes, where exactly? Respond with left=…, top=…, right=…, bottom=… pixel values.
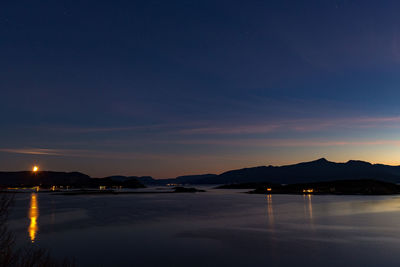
left=1, top=0, right=400, bottom=178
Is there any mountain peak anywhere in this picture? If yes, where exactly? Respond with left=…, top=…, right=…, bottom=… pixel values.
left=305, top=158, right=330, bottom=164
left=346, top=160, right=372, bottom=166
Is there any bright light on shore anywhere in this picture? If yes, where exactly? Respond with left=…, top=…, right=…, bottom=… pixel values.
left=32, top=166, right=39, bottom=172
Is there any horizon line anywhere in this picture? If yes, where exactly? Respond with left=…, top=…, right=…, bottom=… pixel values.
left=1, top=157, right=399, bottom=180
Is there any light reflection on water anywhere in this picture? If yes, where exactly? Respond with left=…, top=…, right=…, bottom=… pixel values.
left=266, top=194, right=274, bottom=226
left=8, top=190, right=400, bottom=266
left=304, top=194, right=313, bottom=220
left=28, top=193, right=39, bottom=243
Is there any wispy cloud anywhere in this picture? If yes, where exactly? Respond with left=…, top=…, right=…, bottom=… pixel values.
left=0, top=147, right=161, bottom=159
left=179, top=125, right=281, bottom=135
left=31, top=116, right=400, bottom=137
left=0, top=148, right=63, bottom=156
left=178, top=116, right=400, bottom=135
left=0, top=147, right=243, bottom=161
left=49, top=124, right=167, bottom=133
left=169, top=138, right=400, bottom=147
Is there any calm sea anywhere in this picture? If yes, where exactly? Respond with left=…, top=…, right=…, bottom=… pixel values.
left=8, top=188, right=400, bottom=266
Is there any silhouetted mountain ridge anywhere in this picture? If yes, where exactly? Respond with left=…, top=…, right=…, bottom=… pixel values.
left=0, top=171, right=91, bottom=187
left=1, top=159, right=400, bottom=187
left=159, top=174, right=218, bottom=185
left=0, top=171, right=144, bottom=188
left=164, top=158, right=400, bottom=184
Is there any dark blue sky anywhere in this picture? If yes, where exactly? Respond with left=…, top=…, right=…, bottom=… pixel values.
left=1, top=0, right=400, bottom=177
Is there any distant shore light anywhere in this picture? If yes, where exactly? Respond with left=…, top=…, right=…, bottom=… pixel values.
left=32, top=166, right=39, bottom=172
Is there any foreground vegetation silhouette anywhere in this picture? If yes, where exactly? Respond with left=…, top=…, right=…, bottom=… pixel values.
left=0, top=193, right=75, bottom=267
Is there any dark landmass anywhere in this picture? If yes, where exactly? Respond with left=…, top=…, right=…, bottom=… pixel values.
left=216, top=182, right=278, bottom=189
left=106, top=175, right=157, bottom=185
left=91, top=177, right=145, bottom=188
left=156, top=158, right=400, bottom=185
left=0, top=171, right=144, bottom=189
left=54, top=187, right=205, bottom=195
left=136, top=176, right=158, bottom=185
left=248, top=179, right=400, bottom=195
left=0, top=171, right=91, bottom=187
left=104, top=175, right=217, bottom=186
left=156, top=174, right=218, bottom=185
left=172, top=186, right=206, bottom=193
left=2, top=158, right=400, bottom=191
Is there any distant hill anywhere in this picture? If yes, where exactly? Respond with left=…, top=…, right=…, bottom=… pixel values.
left=157, top=158, right=400, bottom=185
left=92, top=176, right=145, bottom=188
left=158, top=174, right=218, bottom=185
left=0, top=171, right=91, bottom=187
left=105, top=175, right=154, bottom=184
left=2, top=158, right=400, bottom=188
left=0, top=171, right=144, bottom=188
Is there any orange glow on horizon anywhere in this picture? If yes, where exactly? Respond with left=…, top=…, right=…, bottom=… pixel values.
left=32, top=166, right=39, bottom=172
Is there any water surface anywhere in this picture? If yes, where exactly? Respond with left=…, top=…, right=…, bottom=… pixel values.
left=8, top=189, right=400, bottom=266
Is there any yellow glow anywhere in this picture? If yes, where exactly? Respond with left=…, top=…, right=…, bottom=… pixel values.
left=32, top=166, right=39, bottom=172
left=307, top=194, right=313, bottom=220
left=302, top=189, right=314, bottom=193
left=266, top=194, right=274, bottom=226
left=266, top=188, right=272, bottom=191
left=28, top=193, right=39, bottom=243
